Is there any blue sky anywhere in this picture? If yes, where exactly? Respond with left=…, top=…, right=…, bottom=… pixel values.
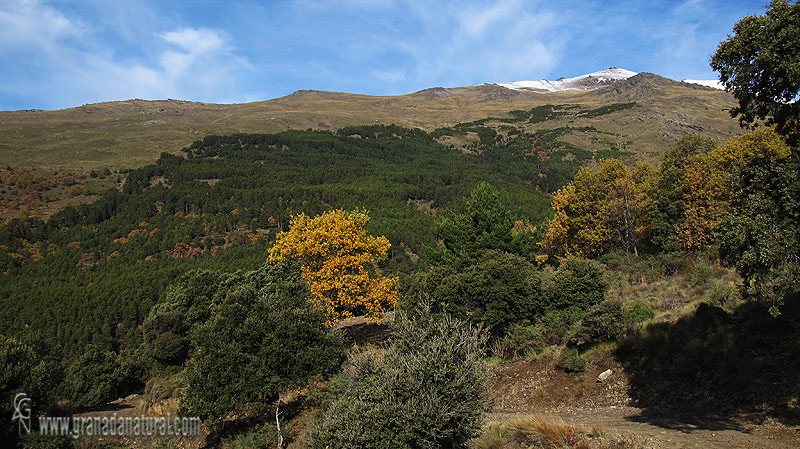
left=0, top=0, right=768, bottom=110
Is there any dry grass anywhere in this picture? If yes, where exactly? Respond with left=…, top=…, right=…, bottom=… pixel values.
left=508, top=415, right=577, bottom=448
left=472, top=415, right=593, bottom=449
left=589, top=422, right=606, bottom=439
left=472, top=415, right=646, bottom=449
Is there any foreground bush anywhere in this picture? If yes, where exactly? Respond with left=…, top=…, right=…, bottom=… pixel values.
left=142, top=269, right=226, bottom=366
left=309, top=308, right=490, bottom=449
left=179, top=262, right=345, bottom=425
left=0, top=336, right=62, bottom=443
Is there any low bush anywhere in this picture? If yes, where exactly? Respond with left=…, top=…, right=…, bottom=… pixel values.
left=706, top=279, right=740, bottom=310
left=179, top=262, right=345, bottom=425
left=556, top=347, right=586, bottom=373
left=0, top=336, right=63, bottom=444
left=569, top=300, right=655, bottom=349
left=624, top=299, right=656, bottom=324
left=534, top=307, right=586, bottom=348
left=600, top=250, right=685, bottom=280
left=688, top=263, right=714, bottom=286
left=496, top=324, right=546, bottom=359
left=67, top=346, right=147, bottom=408
left=542, top=257, right=608, bottom=313
left=309, top=307, right=490, bottom=449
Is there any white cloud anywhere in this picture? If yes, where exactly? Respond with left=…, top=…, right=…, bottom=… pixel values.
left=457, top=0, right=522, bottom=37
left=0, top=0, right=255, bottom=108
left=0, top=0, right=85, bottom=54
left=161, top=28, right=227, bottom=54
left=160, top=50, right=195, bottom=79
left=276, top=0, right=564, bottom=91
left=439, top=1, right=563, bottom=83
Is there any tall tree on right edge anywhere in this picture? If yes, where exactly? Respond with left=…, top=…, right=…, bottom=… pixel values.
left=711, top=0, right=800, bottom=145
left=711, top=1, right=800, bottom=313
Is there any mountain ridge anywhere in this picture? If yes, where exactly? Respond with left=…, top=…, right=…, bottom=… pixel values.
left=0, top=72, right=740, bottom=170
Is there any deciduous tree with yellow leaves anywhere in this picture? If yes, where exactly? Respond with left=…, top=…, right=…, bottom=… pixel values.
left=677, top=127, right=791, bottom=251
left=542, top=158, right=654, bottom=259
left=268, top=209, right=398, bottom=325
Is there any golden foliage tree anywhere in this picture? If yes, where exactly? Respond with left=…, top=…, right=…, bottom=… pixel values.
left=542, top=159, right=654, bottom=259
left=268, top=209, right=398, bottom=325
left=677, top=127, right=791, bottom=250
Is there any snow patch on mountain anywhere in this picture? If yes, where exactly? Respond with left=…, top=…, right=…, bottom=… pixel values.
left=498, top=68, right=638, bottom=93
left=681, top=79, right=724, bottom=90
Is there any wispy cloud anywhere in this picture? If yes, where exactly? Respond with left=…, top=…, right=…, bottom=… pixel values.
left=0, top=0, right=256, bottom=109
left=458, top=0, right=522, bottom=37
left=161, top=28, right=227, bottom=54
left=0, top=0, right=85, bottom=52
left=0, top=0, right=771, bottom=110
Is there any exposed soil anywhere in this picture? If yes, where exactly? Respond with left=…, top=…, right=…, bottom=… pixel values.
left=72, top=394, right=209, bottom=449
left=490, top=352, right=800, bottom=448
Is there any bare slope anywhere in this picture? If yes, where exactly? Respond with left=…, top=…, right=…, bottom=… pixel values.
left=0, top=73, right=740, bottom=170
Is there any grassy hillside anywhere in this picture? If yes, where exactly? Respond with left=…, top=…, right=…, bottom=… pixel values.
left=0, top=74, right=741, bottom=170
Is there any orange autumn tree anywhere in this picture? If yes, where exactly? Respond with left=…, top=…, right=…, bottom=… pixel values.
left=268, top=209, right=398, bottom=325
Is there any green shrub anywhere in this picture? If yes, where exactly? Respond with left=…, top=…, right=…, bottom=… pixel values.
left=556, top=347, right=586, bottom=373
left=142, top=269, right=227, bottom=365
left=402, top=250, right=542, bottom=336
left=308, top=308, right=490, bottom=449
left=706, top=279, right=740, bottom=309
left=142, top=305, right=190, bottom=365
left=569, top=300, right=655, bottom=348
left=179, top=262, right=345, bottom=425
left=67, top=345, right=145, bottom=407
left=569, top=300, right=627, bottom=347
left=688, top=263, right=714, bottom=286
left=496, top=324, right=546, bottom=359
left=0, top=336, right=63, bottom=444
left=600, top=250, right=685, bottom=279
left=144, top=372, right=182, bottom=406
left=543, top=257, right=608, bottom=312
left=624, top=300, right=656, bottom=324
left=535, top=307, right=586, bottom=347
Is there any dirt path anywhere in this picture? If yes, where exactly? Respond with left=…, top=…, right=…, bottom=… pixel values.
left=489, top=351, right=800, bottom=448
left=491, top=406, right=799, bottom=448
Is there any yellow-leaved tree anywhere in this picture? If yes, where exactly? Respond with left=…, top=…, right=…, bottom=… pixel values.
left=542, top=158, right=654, bottom=259
left=677, top=128, right=791, bottom=250
left=268, top=209, right=398, bottom=325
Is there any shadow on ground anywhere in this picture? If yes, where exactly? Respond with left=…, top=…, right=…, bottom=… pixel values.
left=616, top=296, right=800, bottom=431
left=334, top=313, right=394, bottom=347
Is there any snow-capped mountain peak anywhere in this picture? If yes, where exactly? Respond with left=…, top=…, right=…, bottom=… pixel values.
left=681, top=79, right=724, bottom=90
left=498, top=68, right=638, bottom=93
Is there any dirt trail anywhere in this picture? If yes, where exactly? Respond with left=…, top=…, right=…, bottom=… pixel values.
left=489, top=352, right=800, bottom=448
left=492, top=407, right=799, bottom=448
